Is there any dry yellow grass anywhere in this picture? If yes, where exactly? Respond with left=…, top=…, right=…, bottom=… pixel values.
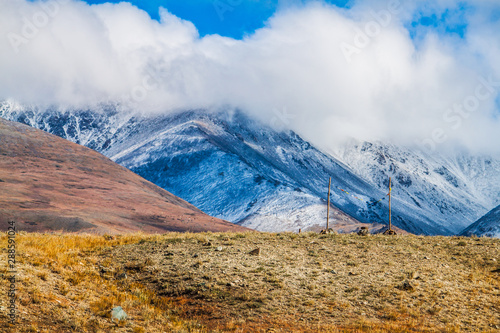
left=1, top=231, right=499, bottom=332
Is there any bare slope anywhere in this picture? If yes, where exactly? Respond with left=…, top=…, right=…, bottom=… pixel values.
left=0, top=118, right=247, bottom=233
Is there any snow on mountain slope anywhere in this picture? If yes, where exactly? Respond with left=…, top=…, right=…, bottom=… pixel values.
left=0, top=101, right=466, bottom=235
left=461, top=205, right=500, bottom=238
left=0, top=101, right=136, bottom=151
left=106, top=110, right=399, bottom=232
left=331, top=141, right=500, bottom=234
left=0, top=103, right=362, bottom=232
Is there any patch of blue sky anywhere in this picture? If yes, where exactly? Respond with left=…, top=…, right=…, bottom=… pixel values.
left=81, top=0, right=351, bottom=39
left=406, top=2, right=470, bottom=41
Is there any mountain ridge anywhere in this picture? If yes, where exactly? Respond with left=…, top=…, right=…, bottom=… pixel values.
left=461, top=205, right=500, bottom=237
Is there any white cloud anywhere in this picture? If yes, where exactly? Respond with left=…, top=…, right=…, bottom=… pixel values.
left=1, top=0, right=500, bottom=153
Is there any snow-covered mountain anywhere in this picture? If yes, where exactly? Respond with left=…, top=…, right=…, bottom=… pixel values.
left=2, top=101, right=499, bottom=235
left=461, top=206, right=500, bottom=238
left=332, top=141, right=500, bottom=234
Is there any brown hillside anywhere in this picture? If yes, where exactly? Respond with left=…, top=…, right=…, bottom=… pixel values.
left=0, top=118, right=248, bottom=233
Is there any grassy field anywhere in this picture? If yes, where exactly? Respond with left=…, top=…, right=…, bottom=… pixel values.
left=0, top=231, right=499, bottom=332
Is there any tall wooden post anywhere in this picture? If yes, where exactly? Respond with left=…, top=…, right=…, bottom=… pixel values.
left=388, top=177, right=392, bottom=231
left=326, top=177, right=331, bottom=230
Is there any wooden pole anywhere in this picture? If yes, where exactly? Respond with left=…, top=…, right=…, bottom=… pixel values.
left=388, top=177, right=392, bottom=231
left=326, top=177, right=331, bottom=231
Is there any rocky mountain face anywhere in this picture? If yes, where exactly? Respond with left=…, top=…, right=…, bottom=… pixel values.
left=461, top=205, right=500, bottom=237
left=2, top=101, right=499, bottom=236
left=332, top=141, right=500, bottom=235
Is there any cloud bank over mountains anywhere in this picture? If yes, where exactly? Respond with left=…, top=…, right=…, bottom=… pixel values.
left=1, top=0, right=500, bottom=153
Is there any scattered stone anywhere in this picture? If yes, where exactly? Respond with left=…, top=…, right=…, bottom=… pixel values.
left=491, top=268, right=500, bottom=273
left=249, top=248, right=261, bottom=256
left=203, top=242, right=212, bottom=247
left=215, top=246, right=223, bottom=252
left=103, top=234, right=115, bottom=241
left=98, top=265, right=116, bottom=278
left=330, top=270, right=338, bottom=274
left=124, top=262, right=145, bottom=271
left=397, top=280, right=414, bottom=291
left=357, top=227, right=369, bottom=236
left=193, top=254, right=199, bottom=258
left=165, top=252, right=174, bottom=256
left=115, top=272, right=127, bottom=280
left=423, top=256, right=430, bottom=260
left=111, top=306, right=127, bottom=322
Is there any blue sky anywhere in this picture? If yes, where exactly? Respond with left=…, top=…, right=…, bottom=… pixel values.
left=80, top=0, right=477, bottom=40
left=408, top=3, right=470, bottom=40
left=82, top=0, right=351, bottom=38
